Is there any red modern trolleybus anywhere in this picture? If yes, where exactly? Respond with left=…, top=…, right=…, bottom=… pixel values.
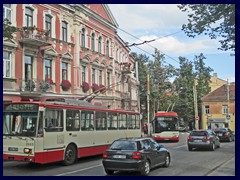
left=3, top=99, right=141, bottom=165
left=152, top=111, right=180, bottom=142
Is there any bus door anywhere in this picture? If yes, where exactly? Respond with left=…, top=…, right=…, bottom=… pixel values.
left=43, top=108, right=65, bottom=163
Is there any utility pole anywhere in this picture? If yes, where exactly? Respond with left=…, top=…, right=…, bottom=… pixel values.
left=227, top=79, right=230, bottom=127
left=147, top=74, right=150, bottom=136
left=193, top=79, right=199, bottom=130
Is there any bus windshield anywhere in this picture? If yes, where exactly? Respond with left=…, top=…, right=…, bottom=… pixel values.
left=3, top=112, right=38, bottom=137
left=153, top=116, right=178, bottom=133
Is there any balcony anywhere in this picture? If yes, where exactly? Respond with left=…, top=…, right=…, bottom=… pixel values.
left=19, top=27, right=52, bottom=47
left=19, top=79, right=56, bottom=93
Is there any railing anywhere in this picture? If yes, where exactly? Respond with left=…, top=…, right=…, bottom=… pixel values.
left=20, top=27, right=51, bottom=42
left=19, top=79, right=55, bottom=93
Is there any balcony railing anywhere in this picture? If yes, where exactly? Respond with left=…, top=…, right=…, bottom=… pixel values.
left=19, top=27, right=52, bottom=47
left=19, top=79, right=55, bottom=93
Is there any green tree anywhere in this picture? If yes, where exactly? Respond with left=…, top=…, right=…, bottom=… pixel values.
left=174, top=57, right=195, bottom=129
left=178, top=4, right=235, bottom=52
left=194, top=53, right=213, bottom=128
left=3, top=18, right=18, bottom=39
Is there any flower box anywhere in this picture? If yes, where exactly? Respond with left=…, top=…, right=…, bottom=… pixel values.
left=82, top=81, right=90, bottom=92
left=61, top=80, right=71, bottom=91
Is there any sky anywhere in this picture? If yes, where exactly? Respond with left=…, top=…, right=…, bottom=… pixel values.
left=108, top=4, right=235, bottom=83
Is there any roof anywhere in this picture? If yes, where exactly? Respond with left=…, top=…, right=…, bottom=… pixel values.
left=202, top=84, right=235, bottom=102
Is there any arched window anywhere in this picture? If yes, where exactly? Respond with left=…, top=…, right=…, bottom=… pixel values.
left=91, top=33, right=95, bottom=51
left=98, top=36, right=102, bottom=53
left=106, top=40, right=109, bottom=56
left=81, top=28, right=85, bottom=47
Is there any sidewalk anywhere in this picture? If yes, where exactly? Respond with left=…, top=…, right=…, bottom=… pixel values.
left=207, top=156, right=235, bottom=176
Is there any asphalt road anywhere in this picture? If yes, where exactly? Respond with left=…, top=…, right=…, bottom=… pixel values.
left=3, top=132, right=235, bottom=176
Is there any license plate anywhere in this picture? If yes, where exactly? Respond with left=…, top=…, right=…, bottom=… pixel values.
left=113, top=155, right=126, bottom=159
left=218, top=133, right=222, bottom=136
left=8, top=147, right=18, bottom=151
left=194, top=140, right=202, bottom=142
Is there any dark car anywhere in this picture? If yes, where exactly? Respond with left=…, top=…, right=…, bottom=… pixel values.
left=187, top=129, right=220, bottom=151
left=214, top=128, right=235, bottom=142
left=102, top=137, right=170, bottom=176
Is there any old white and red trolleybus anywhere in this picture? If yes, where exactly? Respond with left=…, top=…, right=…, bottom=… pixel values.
left=3, top=99, right=141, bottom=165
left=152, top=111, right=180, bottom=142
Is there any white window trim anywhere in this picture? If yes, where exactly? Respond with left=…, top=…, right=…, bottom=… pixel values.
left=43, top=10, right=56, bottom=38
left=60, top=21, right=70, bottom=42
left=3, top=51, right=11, bottom=78
left=22, top=4, right=38, bottom=27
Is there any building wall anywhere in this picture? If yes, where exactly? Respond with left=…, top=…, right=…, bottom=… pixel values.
left=210, top=73, right=227, bottom=92
left=3, top=4, right=139, bottom=111
left=201, top=101, right=235, bottom=131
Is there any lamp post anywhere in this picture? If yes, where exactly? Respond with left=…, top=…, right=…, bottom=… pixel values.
left=193, top=79, right=199, bottom=130
left=147, top=74, right=150, bottom=136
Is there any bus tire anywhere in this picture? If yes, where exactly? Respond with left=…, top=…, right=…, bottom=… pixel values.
left=63, top=144, right=77, bottom=166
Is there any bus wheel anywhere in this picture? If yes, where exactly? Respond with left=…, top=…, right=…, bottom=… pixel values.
left=63, top=144, right=77, bottom=165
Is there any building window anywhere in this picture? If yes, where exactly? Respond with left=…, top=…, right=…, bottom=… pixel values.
left=62, top=21, right=67, bottom=42
left=62, top=62, right=68, bottom=80
left=45, top=15, right=52, bottom=37
left=3, top=4, right=11, bottom=22
left=81, top=28, right=85, bottom=47
left=24, top=55, right=33, bottom=80
left=205, top=105, right=210, bottom=114
left=25, top=7, right=33, bottom=27
left=82, top=65, right=86, bottom=82
left=99, top=70, right=102, bottom=85
left=92, top=68, right=95, bottom=84
left=98, top=36, right=102, bottom=53
left=222, top=105, right=228, bottom=114
left=91, top=33, right=95, bottom=51
left=107, top=71, right=110, bottom=86
left=3, top=51, right=11, bottom=78
left=106, top=40, right=109, bottom=56
left=44, top=59, right=52, bottom=79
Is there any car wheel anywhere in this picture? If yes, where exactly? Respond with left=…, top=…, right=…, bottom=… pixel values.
left=163, top=154, right=170, bottom=167
left=141, top=160, right=150, bottom=176
left=105, top=169, right=114, bottom=175
left=188, top=146, right=192, bottom=151
left=63, top=144, right=77, bottom=165
left=210, top=143, right=215, bottom=151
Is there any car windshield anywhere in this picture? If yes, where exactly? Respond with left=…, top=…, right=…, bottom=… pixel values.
left=215, top=128, right=227, bottom=132
left=190, top=131, right=208, bottom=136
left=110, top=140, right=137, bottom=150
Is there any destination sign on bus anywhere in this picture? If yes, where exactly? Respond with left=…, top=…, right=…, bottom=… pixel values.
left=4, top=104, right=39, bottom=111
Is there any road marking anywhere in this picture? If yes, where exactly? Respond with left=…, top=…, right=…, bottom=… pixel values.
left=173, top=145, right=187, bottom=149
left=55, top=164, right=102, bottom=176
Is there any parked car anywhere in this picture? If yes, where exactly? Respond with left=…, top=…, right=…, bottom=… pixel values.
left=187, top=129, right=220, bottom=151
left=102, top=137, right=171, bottom=176
left=214, top=128, right=235, bottom=142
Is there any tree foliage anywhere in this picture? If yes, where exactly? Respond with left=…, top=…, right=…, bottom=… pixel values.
left=3, top=18, right=18, bottom=39
left=178, top=4, right=235, bottom=52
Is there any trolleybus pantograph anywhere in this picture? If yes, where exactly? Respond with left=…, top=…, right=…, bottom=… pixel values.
left=3, top=99, right=141, bottom=165
left=152, top=111, right=180, bottom=142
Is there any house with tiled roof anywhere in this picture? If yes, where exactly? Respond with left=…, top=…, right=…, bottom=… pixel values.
left=201, top=83, right=235, bottom=131
left=209, top=73, right=227, bottom=92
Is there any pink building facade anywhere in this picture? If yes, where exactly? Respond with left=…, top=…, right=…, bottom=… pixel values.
left=3, top=4, right=139, bottom=111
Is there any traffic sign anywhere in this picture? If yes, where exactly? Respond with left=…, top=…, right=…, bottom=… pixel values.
left=226, top=114, right=231, bottom=120
left=195, top=116, right=199, bottom=120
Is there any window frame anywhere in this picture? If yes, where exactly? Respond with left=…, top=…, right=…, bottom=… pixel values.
left=3, top=51, right=11, bottom=78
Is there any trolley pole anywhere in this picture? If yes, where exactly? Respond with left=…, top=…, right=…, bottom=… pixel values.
left=147, top=74, right=150, bottom=136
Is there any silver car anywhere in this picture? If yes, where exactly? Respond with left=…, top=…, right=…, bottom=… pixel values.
left=187, top=129, right=220, bottom=151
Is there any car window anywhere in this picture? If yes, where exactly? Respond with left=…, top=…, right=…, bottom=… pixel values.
left=190, top=131, right=208, bottom=136
left=110, top=140, right=137, bottom=150
left=141, top=139, right=151, bottom=150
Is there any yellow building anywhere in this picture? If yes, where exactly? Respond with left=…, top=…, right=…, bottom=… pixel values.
left=210, top=73, right=227, bottom=92
left=201, top=83, right=235, bottom=131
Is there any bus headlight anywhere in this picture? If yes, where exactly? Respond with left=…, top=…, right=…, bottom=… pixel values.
left=24, top=148, right=32, bottom=154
